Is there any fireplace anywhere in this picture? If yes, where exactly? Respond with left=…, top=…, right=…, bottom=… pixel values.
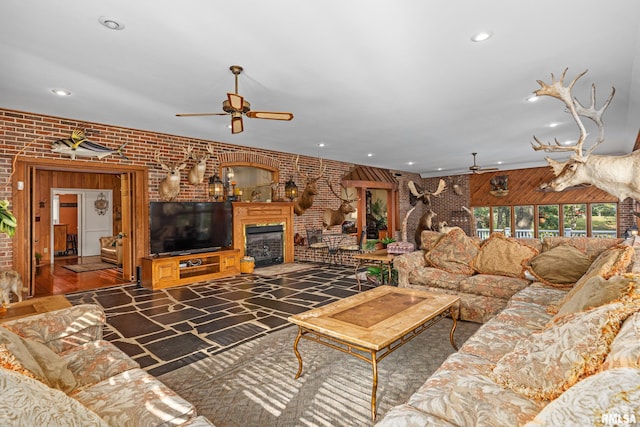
left=232, top=202, right=294, bottom=264
left=245, top=224, right=285, bottom=267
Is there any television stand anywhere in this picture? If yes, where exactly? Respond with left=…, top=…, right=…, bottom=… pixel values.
left=141, top=249, right=241, bottom=290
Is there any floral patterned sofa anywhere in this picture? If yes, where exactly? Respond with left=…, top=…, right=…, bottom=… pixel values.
left=377, top=251, right=640, bottom=427
left=0, top=304, right=214, bottom=426
left=394, top=228, right=624, bottom=323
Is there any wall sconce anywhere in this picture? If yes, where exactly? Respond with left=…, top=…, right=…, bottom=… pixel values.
left=285, top=176, right=298, bottom=201
left=208, top=173, right=224, bottom=200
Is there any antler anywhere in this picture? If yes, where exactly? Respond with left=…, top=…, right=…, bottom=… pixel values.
left=327, top=180, right=358, bottom=203
left=295, top=155, right=325, bottom=181
left=531, top=68, right=615, bottom=161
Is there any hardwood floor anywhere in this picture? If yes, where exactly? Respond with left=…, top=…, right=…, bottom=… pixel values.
left=34, top=255, right=133, bottom=297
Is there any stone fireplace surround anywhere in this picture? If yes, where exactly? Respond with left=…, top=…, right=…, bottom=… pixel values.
left=232, top=202, right=294, bottom=264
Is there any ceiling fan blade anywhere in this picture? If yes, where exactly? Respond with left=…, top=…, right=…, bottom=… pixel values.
left=231, top=115, right=244, bottom=134
left=228, top=93, right=245, bottom=111
left=176, top=112, right=228, bottom=117
left=246, top=111, right=294, bottom=121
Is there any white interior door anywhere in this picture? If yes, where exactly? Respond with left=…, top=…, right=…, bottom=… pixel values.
left=82, top=190, right=113, bottom=256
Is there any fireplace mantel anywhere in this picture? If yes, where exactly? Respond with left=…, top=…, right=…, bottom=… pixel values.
left=232, top=202, right=294, bottom=263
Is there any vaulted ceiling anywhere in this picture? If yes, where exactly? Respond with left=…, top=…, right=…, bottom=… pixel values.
left=2, top=1, right=639, bottom=177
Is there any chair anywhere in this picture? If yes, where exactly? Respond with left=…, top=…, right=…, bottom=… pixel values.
left=99, top=236, right=123, bottom=266
left=338, top=229, right=366, bottom=264
left=305, top=227, right=328, bottom=263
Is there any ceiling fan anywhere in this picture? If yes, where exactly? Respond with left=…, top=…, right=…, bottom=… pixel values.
left=468, top=152, right=499, bottom=174
left=176, top=65, right=294, bottom=134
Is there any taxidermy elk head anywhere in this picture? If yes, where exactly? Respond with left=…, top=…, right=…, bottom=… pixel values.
left=293, top=155, right=326, bottom=215
left=531, top=69, right=640, bottom=201
left=408, top=179, right=446, bottom=206
left=155, top=152, right=188, bottom=201
left=323, top=181, right=358, bottom=229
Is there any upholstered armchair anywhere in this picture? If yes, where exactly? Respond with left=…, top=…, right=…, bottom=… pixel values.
left=99, top=236, right=123, bottom=266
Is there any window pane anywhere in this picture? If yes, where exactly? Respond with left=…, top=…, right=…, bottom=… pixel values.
left=563, top=204, right=587, bottom=237
left=492, top=206, right=511, bottom=237
left=538, top=205, right=559, bottom=237
left=591, top=203, right=618, bottom=238
left=515, top=205, right=534, bottom=238
left=473, top=207, right=490, bottom=239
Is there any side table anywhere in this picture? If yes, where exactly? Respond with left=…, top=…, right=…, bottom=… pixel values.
left=353, top=250, right=396, bottom=291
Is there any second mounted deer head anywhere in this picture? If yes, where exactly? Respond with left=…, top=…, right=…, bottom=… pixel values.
left=293, top=155, right=326, bottom=215
left=530, top=69, right=640, bottom=201
left=183, top=145, right=215, bottom=185
left=323, top=180, right=358, bottom=229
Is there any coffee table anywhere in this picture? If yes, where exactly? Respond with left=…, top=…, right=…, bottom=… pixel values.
left=288, top=285, right=459, bottom=419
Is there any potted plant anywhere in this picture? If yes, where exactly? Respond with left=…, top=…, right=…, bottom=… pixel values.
left=0, top=199, right=17, bottom=237
left=365, top=264, right=398, bottom=286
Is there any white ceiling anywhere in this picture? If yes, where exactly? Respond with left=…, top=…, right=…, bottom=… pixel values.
left=2, top=1, right=639, bottom=177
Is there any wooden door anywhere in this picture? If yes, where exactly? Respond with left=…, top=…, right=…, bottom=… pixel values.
left=120, top=173, right=133, bottom=281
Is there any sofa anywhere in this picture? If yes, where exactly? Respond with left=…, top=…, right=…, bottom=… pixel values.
left=99, top=235, right=123, bottom=266
left=376, top=236, right=640, bottom=426
left=0, top=304, right=214, bottom=426
left=394, top=227, right=624, bottom=323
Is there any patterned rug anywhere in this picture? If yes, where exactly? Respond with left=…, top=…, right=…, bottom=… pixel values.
left=63, top=262, right=116, bottom=273
left=253, top=262, right=320, bottom=277
left=159, top=318, right=479, bottom=427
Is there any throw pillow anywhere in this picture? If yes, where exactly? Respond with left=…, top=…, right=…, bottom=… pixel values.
left=0, top=327, right=76, bottom=393
left=551, top=245, right=635, bottom=313
left=471, top=232, right=538, bottom=278
left=420, top=230, right=445, bottom=252
left=554, top=274, right=639, bottom=319
left=423, top=227, right=479, bottom=275
left=490, top=301, right=639, bottom=401
left=526, top=244, right=592, bottom=287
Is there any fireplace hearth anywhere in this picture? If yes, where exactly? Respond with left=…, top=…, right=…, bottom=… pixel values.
left=245, top=224, right=284, bottom=267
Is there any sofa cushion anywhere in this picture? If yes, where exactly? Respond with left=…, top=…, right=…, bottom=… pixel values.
left=420, top=230, right=446, bottom=252
left=0, top=368, right=108, bottom=427
left=61, top=339, right=140, bottom=392
left=491, top=301, right=639, bottom=401
left=542, top=236, right=624, bottom=260
left=424, top=227, right=479, bottom=275
left=603, top=311, right=640, bottom=370
left=0, top=326, right=76, bottom=393
left=523, top=368, right=640, bottom=427
left=459, top=274, right=530, bottom=300
left=551, top=245, right=635, bottom=313
left=554, top=274, right=639, bottom=319
left=526, top=244, right=592, bottom=287
left=471, top=233, right=538, bottom=278
left=74, top=368, right=196, bottom=426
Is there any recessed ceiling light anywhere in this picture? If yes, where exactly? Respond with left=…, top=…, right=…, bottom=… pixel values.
left=51, top=89, right=71, bottom=96
left=471, top=31, right=492, bottom=42
left=367, top=153, right=374, bottom=157
left=548, top=122, right=560, bottom=128
left=99, top=16, right=125, bottom=30
left=317, top=143, right=325, bottom=147
left=437, top=167, right=443, bottom=171
left=497, top=161, right=503, bottom=165
left=407, top=161, right=414, bottom=166
left=527, top=95, right=539, bottom=103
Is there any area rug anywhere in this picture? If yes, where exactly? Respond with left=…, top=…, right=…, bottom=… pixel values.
left=253, top=262, right=320, bottom=277
left=159, top=318, right=479, bottom=427
left=63, top=262, right=116, bottom=273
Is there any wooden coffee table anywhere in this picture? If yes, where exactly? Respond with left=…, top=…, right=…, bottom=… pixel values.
left=288, top=286, right=459, bottom=419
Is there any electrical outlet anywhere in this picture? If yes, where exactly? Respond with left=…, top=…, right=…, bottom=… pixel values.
left=43, top=247, right=48, bottom=253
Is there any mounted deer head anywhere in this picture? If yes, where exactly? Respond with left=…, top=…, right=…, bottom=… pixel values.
left=408, top=179, right=446, bottom=206
left=155, top=152, right=188, bottom=201
left=293, top=155, right=326, bottom=215
left=323, top=181, right=358, bottom=229
left=183, top=145, right=214, bottom=185
left=530, top=69, right=640, bottom=201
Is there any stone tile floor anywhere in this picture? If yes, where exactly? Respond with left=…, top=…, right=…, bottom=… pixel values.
left=66, top=264, right=373, bottom=377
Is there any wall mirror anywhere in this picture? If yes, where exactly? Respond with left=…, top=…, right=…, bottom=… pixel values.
left=220, top=163, right=279, bottom=202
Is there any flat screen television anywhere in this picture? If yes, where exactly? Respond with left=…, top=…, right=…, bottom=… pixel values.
left=149, top=201, right=233, bottom=256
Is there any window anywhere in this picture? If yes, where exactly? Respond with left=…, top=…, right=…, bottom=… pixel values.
left=473, top=203, right=617, bottom=239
